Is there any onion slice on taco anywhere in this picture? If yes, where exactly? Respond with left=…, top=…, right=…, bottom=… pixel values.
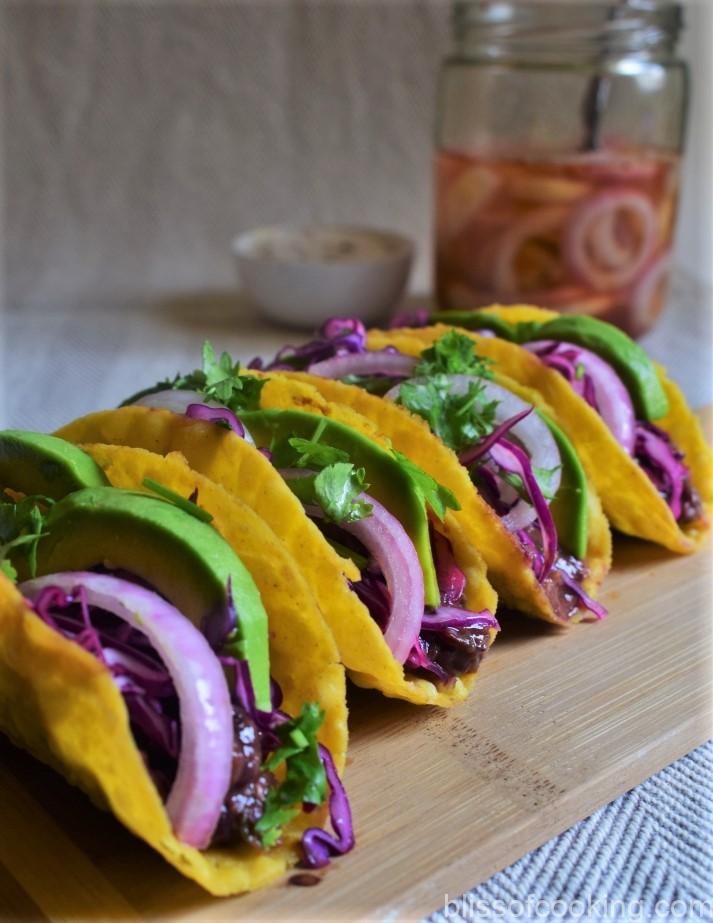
left=247, top=320, right=611, bottom=625
left=420, top=305, right=713, bottom=554
left=0, top=433, right=351, bottom=894
left=57, top=351, right=499, bottom=705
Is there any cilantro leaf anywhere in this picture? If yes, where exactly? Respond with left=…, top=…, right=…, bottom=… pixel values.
left=391, top=450, right=459, bottom=520
left=197, top=341, right=266, bottom=412
left=501, top=465, right=561, bottom=502
left=255, top=703, right=327, bottom=848
left=270, top=419, right=372, bottom=524
left=270, top=418, right=351, bottom=470
left=288, top=437, right=349, bottom=468
left=413, top=330, right=493, bottom=379
left=285, top=465, right=372, bottom=525
left=120, top=340, right=265, bottom=413
left=0, top=494, right=53, bottom=581
left=397, top=375, right=498, bottom=455
left=314, top=463, right=372, bottom=524
left=534, top=465, right=561, bottom=500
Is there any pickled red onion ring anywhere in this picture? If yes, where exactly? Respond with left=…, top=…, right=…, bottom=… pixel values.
left=526, top=341, right=636, bottom=454
left=21, top=572, right=234, bottom=849
left=387, top=375, right=561, bottom=533
left=133, top=390, right=255, bottom=445
left=308, top=494, right=424, bottom=664
left=564, top=189, right=656, bottom=291
left=134, top=389, right=210, bottom=414
left=307, top=351, right=417, bottom=380
left=631, top=251, right=672, bottom=335
left=492, top=206, right=569, bottom=298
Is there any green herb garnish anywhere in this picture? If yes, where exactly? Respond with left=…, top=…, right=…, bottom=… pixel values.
left=272, top=420, right=372, bottom=525
left=141, top=478, right=213, bottom=523
left=414, top=330, right=494, bottom=379
left=0, top=493, right=53, bottom=581
left=121, top=340, right=265, bottom=414
left=255, top=703, right=327, bottom=848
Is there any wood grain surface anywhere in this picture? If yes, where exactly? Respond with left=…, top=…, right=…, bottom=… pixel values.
left=0, top=419, right=711, bottom=923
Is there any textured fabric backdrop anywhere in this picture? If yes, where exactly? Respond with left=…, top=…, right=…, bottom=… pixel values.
left=5, top=0, right=448, bottom=309
left=429, top=741, right=713, bottom=922
left=4, top=0, right=712, bottom=313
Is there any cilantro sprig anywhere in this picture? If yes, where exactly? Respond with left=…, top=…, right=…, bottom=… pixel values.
left=396, top=332, right=499, bottom=455
left=255, top=703, right=327, bottom=848
left=272, top=420, right=373, bottom=525
left=121, top=341, right=265, bottom=414
left=414, top=330, right=494, bottom=379
left=0, top=494, right=52, bottom=581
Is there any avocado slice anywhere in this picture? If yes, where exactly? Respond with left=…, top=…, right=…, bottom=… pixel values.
left=528, top=316, right=668, bottom=420
left=431, top=310, right=517, bottom=341
left=539, top=413, right=588, bottom=560
left=29, top=487, right=271, bottom=710
left=0, top=430, right=109, bottom=499
left=240, top=409, right=441, bottom=607
left=430, top=312, right=668, bottom=420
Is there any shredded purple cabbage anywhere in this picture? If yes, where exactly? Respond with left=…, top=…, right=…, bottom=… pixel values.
left=458, top=407, right=533, bottom=468
left=634, top=421, right=688, bottom=520
left=252, top=317, right=367, bottom=372
left=212, top=598, right=354, bottom=866
left=473, top=465, right=517, bottom=517
left=528, top=344, right=600, bottom=413
left=388, top=308, right=430, bottom=329
left=349, top=574, right=390, bottom=632
left=420, top=608, right=499, bottom=631
left=301, top=744, right=355, bottom=869
left=185, top=403, right=246, bottom=438
left=432, top=530, right=466, bottom=606
left=515, top=527, right=546, bottom=580
left=405, top=639, right=451, bottom=684
left=31, top=585, right=180, bottom=761
left=516, top=529, right=607, bottom=621
left=491, top=438, right=558, bottom=580
left=556, top=569, right=607, bottom=621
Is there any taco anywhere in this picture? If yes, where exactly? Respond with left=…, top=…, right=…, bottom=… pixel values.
left=0, top=430, right=352, bottom=895
left=56, top=352, right=500, bottom=705
left=420, top=306, right=712, bottom=553
left=246, top=319, right=612, bottom=625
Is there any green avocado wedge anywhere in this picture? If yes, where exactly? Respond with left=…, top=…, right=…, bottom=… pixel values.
left=431, top=310, right=517, bottom=341
left=530, top=316, right=668, bottom=420
left=240, top=409, right=442, bottom=607
left=27, top=486, right=271, bottom=710
left=540, top=413, right=588, bottom=560
left=430, top=311, right=668, bottom=420
left=0, top=430, right=109, bottom=498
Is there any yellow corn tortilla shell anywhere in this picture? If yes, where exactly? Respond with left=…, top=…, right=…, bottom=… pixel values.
left=57, top=406, right=496, bottom=705
left=276, top=369, right=611, bottom=625
left=0, top=466, right=344, bottom=899
left=378, top=305, right=713, bottom=553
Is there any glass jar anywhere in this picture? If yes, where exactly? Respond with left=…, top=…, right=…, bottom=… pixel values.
left=434, top=0, right=688, bottom=337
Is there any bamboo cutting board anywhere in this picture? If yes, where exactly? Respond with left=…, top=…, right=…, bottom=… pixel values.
left=1, top=423, right=711, bottom=923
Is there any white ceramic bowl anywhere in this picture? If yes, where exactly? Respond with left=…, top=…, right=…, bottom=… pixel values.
left=232, top=225, right=413, bottom=329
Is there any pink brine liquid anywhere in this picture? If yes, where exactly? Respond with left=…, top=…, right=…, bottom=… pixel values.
left=434, top=148, right=680, bottom=337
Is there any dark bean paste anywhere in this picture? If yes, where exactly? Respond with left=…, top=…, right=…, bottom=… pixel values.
left=210, top=706, right=275, bottom=848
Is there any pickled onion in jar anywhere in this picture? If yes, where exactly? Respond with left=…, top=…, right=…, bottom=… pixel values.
left=563, top=188, right=657, bottom=291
